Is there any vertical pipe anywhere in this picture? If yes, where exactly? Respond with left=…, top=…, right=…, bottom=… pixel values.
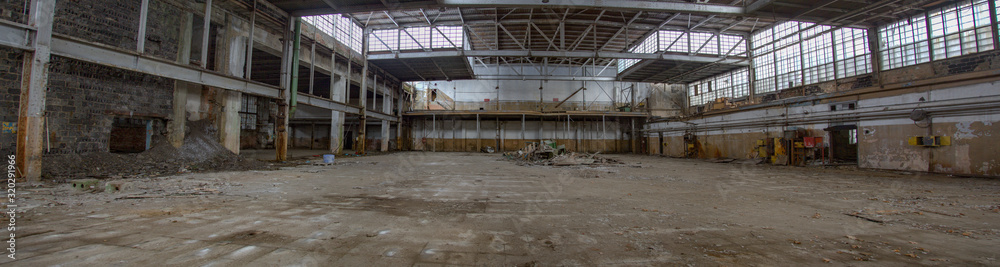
left=521, top=114, right=525, bottom=143
left=290, top=18, right=301, bottom=116
left=137, top=0, right=149, bottom=53
left=200, top=0, right=212, bottom=68
left=476, top=114, right=481, bottom=150
left=308, top=42, right=315, bottom=95
left=602, top=115, right=606, bottom=152
left=245, top=0, right=256, bottom=79
left=432, top=113, right=436, bottom=152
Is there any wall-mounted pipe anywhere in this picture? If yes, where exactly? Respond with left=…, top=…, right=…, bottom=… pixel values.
left=289, top=18, right=301, bottom=116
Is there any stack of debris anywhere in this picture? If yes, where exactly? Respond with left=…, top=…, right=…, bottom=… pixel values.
left=503, top=140, right=625, bottom=167
left=43, top=119, right=277, bottom=180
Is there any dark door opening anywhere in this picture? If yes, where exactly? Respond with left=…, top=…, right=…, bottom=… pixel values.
left=829, top=129, right=858, bottom=164
left=110, top=117, right=151, bottom=153
left=344, top=131, right=354, bottom=150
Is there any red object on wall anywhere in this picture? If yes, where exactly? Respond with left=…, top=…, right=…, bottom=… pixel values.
left=484, top=99, right=490, bottom=102
left=553, top=98, right=559, bottom=101
left=803, top=137, right=816, bottom=148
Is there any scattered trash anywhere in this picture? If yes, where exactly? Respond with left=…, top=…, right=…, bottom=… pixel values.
left=481, top=146, right=495, bottom=153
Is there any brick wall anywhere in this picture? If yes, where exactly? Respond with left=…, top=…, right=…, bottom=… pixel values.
left=45, top=56, right=174, bottom=154
left=0, top=47, right=21, bottom=157
left=142, top=0, right=185, bottom=60
left=0, top=0, right=26, bottom=24
left=54, top=0, right=141, bottom=51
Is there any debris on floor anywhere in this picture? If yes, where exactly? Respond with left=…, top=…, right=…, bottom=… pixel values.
left=42, top=119, right=279, bottom=181
left=503, top=140, right=624, bottom=166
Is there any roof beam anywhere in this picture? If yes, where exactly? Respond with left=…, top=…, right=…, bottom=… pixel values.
left=367, top=50, right=748, bottom=65
left=599, top=11, right=643, bottom=51
left=435, top=0, right=744, bottom=15
left=497, top=23, right=526, bottom=50
left=745, top=0, right=776, bottom=13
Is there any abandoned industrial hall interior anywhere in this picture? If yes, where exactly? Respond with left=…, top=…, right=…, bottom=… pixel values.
left=2, top=0, right=1000, bottom=265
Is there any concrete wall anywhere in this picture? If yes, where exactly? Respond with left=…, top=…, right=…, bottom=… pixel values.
left=411, top=118, right=628, bottom=153
left=648, top=57, right=1000, bottom=177
left=410, top=70, right=658, bottom=111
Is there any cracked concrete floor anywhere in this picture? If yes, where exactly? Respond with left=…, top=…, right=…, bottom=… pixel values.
left=5, top=152, right=1000, bottom=266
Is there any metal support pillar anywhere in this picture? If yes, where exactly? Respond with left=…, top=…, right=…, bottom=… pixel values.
left=15, top=0, right=56, bottom=181
left=476, top=114, right=480, bottom=150
left=200, top=0, right=212, bottom=68
left=382, top=90, right=391, bottom=151
left=521, top=114, right=525, bottom=142
left=245, top=0, right=256, bottom=79
left=538, top=116, right=544, bottom=143
left=308, top=42, right=315, bottom=95
left=275, top=15, right=293, bottom=162
left=358, top=28, right=370, bottom=155
left=330, top=110, right=343, bottom=153
left=432, top=114, right=436, bottom=152
left=991, top=0, right=1000, bottom=51
left=601, top=115, right=606, bottom=153
left=867, top=27, right=883, bottom=87
left=137, top=0, right=150, bottom=53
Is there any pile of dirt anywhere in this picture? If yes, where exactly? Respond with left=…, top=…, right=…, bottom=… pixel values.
left=43, top=119, right=276, bottom=180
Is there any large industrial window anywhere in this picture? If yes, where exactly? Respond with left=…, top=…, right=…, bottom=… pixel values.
left=928, top=0, right=993, bottom=60
left=753, top=52, right=776, bottom=93
left=431, top=26, right=463, bottom=48
left=240, top=95, right=258, bottom=130
left=774, top=45, right=801, bottom=90
left=834, top=28, right=872, bottom=78
left=400, top=27, right=431, bottom=50
left=617, top=30, right=746, bottom=73
left=880, top=0, right=995, bottom=69
left=688, top=68, right=749, bottom=106
left=690, top=32, right=718, bottom=55
left=801, top=25, right=834, bottom=85
left=617, top=58, right=640, bottom=73
left=302, top=15, right=363, bottom=53
left=879, top=15, right=931, bottom=69
left=370, top=29, right=398, bottom=51
left=660, top=31, right=688, bottom=53
left=370, top=26, right=464, bottom=52
left=752, top=21, right=871, bottom=94
left=720, top=34, right=747, bottom=56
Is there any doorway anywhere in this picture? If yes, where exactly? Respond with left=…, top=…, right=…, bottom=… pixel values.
left=825, top=125, right=858, bottom=164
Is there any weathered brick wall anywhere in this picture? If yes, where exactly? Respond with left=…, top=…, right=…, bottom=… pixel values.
left=45, top=56, right=173, bottom=154
left=54, top=1, right=141, bottom=51
left=0, top=47, right=21, bottom=157
left=143, top=0, right=185, bottom=60
left=0, top=0, right=26, bottom=23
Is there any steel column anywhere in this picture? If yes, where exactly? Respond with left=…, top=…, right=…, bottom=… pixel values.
left=200, top=0, right=212, bottom=68
left=137, top=0, right=150, bottom=53
left=245, top=0, right=256, bottom=79
left=15, top=0, right=56, bottom=181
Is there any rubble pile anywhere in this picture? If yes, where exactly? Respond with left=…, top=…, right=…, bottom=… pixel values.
left=503, top=140, right=625, bottom=167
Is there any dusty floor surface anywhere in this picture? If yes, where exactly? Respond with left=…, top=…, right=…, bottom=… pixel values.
left=5, top=152, right=1000, bottom=266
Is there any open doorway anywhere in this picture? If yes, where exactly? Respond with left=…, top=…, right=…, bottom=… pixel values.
left=109, top=117, right=152, bottom=153
left=825, top=125, right=858, bottom=164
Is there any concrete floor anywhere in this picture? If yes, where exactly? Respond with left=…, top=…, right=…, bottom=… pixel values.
left=6, top=152, right=1000, bottom=266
